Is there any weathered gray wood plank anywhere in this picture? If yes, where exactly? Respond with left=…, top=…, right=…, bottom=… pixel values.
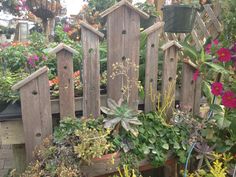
left=57, top=50, right=75, bottom=119
left=81, top=24, right=101, bottom=118
left=144, top=25, right=162, bottom=113
left=180, top=63, right=196, bottom=113
left=124, top=7, right=141, bottom=108
left=161, top=42, right=181, bottom=119
left=107, top=7, right=125, bottom=103
left=19, top=72, right=52, bottom=162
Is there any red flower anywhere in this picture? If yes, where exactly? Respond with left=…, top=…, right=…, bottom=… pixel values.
left=222, top=91, right=236, bottom=108
left=205, top=44, right=212, bottom=54
left=211, top=82, right=223, bottom=96
left=205, top=40, right=219, bottom=54
left=217, top=48, right=232, bottom=62
left=193, top=69, right=199, bottom=81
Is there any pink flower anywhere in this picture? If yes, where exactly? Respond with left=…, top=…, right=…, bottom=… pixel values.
left=33, top=55, right=39, bottom=61
left=211, top=82, right=223, bottom=96
left=63, top=24, right=71, bottom=33
left=193, top=69, right=199, bottom=81
left=222, top=91, right=236, bottom=108
left=205, top=44, right=212, bottom=54
left=213, top=39, right=219, bottom=45
left=27, top=56, right=35, bottom=67
left=205, top=40, right=219, bottom=54
left=217, top=48, right=232, bottom=62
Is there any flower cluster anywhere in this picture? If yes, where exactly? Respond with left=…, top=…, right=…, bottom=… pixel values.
left=49, top=70, right=80, bottom=87
left=205, top=40, right=236, bottom=63
left=27, top=54, right=47, bottom=68
left=211, top=82, right=236, bottom=108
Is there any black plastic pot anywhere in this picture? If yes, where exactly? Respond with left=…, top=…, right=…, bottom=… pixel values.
left=163, top=4, right=197, bottom=33
left=141, top=15, right=157, bottom=29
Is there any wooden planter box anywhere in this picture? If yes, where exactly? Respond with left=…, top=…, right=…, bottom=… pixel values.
left=80, top=152, right=177, bottom=177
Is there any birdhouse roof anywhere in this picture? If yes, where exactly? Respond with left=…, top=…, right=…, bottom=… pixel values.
left=80, top=21, right=104, bottom=38
left=100, top=0, right=149, bottom=19
left=143, top=22, right=164, bottom=35
left=12, top=66, right=48, bottom=91
left=161, top=40, right=183, bottom=51
left=48, top=43, right=79, bottom=55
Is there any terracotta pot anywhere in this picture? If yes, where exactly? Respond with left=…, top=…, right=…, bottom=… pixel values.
left=92, top=152, right=120, bottom=162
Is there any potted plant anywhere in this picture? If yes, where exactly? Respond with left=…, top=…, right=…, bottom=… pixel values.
left=136, top=2, right=159, bottom=29
left=162, top=0, right=199, bottom=33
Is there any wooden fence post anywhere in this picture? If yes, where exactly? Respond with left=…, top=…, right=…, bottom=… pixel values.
left=100, top=0, right=149, bottom=109
left=12, top=66, right=52, bottom=163
left=161, top=41, right=182, bottom=119
left=80, top=21, right=104, bottom=118
left=143, top=22, right=163, bottom=113
left=49, top=43, right=78, bottom=119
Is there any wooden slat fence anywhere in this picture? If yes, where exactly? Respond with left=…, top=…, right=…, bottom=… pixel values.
left=0, top=0, right=222, bottom=176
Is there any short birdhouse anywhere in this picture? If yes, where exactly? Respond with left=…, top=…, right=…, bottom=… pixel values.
left=12, top=66, right=52, bottom=163
left=100, top=0, right=149, bottom=109
left=161, top=41, right=182, bottom=119
left=80, top=21, right=104, bottom=118
left=49, top=43, right=78, bottom=119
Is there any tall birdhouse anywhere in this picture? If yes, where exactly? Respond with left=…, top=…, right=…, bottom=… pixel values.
left=100, top=0, right=149, bottom=109
left=80, top=21, right=104, bottom=118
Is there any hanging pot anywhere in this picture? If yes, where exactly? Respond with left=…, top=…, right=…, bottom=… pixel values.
left=163, top=4, right=197, bottom=33
left=27, top=0, right=61, bottom=20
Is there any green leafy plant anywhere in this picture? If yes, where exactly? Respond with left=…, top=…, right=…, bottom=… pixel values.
left=101, top=98, right=142, bottom=136
left=0, top=70, right=28, bottom=104
left=73, top=123, right=113, bottom=164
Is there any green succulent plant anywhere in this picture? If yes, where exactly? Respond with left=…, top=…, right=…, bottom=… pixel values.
left=101, top=98, right=142, bottom=136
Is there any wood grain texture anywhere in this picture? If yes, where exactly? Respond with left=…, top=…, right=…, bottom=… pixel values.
left=124, top=7, right=141, bottom=109
left=193, top=77, right=202, bottom=116
left=161, top=45, right=179, bottom=119
left=12, top=144, right=26, bottom=175
left=164, top=158, right=178, bottom=177
left=1, top=121, right=24, bottom=144
left=195, top=12, right=210, bottom=39
left=57, top=50, right=75, bottom=119
left=107, top=7, right=124, bottom=103
left=144, top=28, right=161, bottom=113
left=180, top=63, right=195, bottom=113
left=204, top=4, right=222, bottom=32
left=107, top=6, right=141, bottom=109
left=80, top=21, right=104, bottom=38
left=20, top=72, right=52, bottom=163
left=100, top=0, right=149, bottom=19
left=81, top=26, right=101, bottom=118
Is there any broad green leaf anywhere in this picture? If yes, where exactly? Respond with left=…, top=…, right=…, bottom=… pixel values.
left=214, top=114, right=231, bottom=129
left=143, top=146, right=150, bottom=155
left=205, top=62, right=232, bottom=75
left=104, top=117, right=121, bottom=129
left=180, top=41, right=198, bottom=61
left=202, top=81, right=213, bottom=103
left=200, top=48, right=205, bottom=62
left=210, top=104, right=224, bottom=113
left=162, top=143, right=169, bottom=150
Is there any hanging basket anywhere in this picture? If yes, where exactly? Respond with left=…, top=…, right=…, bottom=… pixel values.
left=27, top=0, right=61, bottom=20
left=163, top=4, right=197, bottom=33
